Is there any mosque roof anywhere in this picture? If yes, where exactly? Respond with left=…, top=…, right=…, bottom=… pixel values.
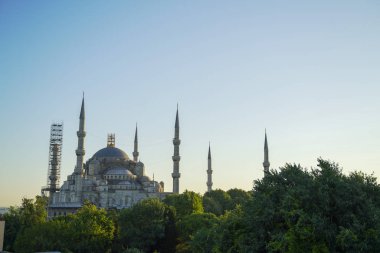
left=105, top=167, right=133, bottom=176
left=92, top=146, right=129, bottom=160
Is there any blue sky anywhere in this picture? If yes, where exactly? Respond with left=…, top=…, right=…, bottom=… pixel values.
left=1, top=1, right=379, bottom=206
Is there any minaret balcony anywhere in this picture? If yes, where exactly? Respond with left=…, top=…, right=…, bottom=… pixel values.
left=172, top=172, right=181, bottom=178
left=172, top=155, right=181, bottom=162
left=76, top=149, right=86, bottom=156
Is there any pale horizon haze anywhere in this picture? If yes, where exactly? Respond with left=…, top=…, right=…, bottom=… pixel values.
left=1, top=1, right=380, bottom=206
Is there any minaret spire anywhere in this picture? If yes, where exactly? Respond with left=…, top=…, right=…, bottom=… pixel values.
left=79, top=92, right=85, bottom=119
left=172, top=105, right=181, bottom=193
left=133, top=123, right=139, bottom=162
left=263, top=129, right=270, bottom=173
left=74, top=95, right=86, bottom=175
left=207, top=142, right=213, bottom=192
left=175, top=103, right=179, bottom=131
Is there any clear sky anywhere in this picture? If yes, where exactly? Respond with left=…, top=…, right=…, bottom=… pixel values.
left=0, top=1, right=379, bottom=206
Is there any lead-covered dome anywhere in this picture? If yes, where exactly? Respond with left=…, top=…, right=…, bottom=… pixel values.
left=92, top=146, right=129, bottom=160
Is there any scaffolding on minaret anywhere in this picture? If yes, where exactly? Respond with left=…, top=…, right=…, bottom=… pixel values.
left=42, top=123, right=63, bottom=197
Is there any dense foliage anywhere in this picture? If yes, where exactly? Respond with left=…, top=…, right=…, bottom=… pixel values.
left=119, top=198, right=175, bottom=252
left=2, top=159, right=380, bottom=252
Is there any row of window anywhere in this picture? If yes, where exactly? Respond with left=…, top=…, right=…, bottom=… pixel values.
left=105, top=174, right=135, bottom=180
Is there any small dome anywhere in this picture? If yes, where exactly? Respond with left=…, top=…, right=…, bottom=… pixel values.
left=118, top=180, right=132, bottom=185
left=105, top=167, right=133, bottom=176
left=140, top=175, right=151, bottom=182
left=92, top=147, right=129, bottom=160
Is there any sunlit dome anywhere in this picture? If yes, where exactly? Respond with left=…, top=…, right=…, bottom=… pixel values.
left=92, top=146, right=129, bottom=160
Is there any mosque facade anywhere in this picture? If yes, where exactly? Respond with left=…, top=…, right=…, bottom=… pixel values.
left=46, top=97, right=270, bottom=217
left=47, top=97, right=180, bottom=217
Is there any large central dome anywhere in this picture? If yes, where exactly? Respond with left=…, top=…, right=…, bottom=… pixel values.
left=92, top=146, right=129, bottom=160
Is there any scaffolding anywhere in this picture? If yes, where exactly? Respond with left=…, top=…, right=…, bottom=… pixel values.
left=42, top=123, right=63, bottom=196
left=107, top=133, right=115, bottom=147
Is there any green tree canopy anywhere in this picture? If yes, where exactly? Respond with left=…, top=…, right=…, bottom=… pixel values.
left=203, top=189, right=232, bottom=215
left=119, top=198, right=172, bottom=252
left=227, top=188, right=252, bottom=208
left=176, top=212, right=219, bottom=253
left=5, top=158, right=380, bottom=253
left=3, top=196, right=48, bottom=252
left=163, top=190, right=204, bottom=218
left=239, top=159, right=380, bottom=252
left=14, top=201, right=114, bottom=253
left=13, top=217, right=70, bottom=253
left=66, top=201, right=115, bottom=253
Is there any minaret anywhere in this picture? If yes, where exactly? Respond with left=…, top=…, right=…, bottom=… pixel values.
left=133, top=124, right=139, bottom=162
left=263, top=130, right=270, bottom=173
left=207, top=143, right=213, bottom=192
left=172, top=105, right=181, bottom=194
left=74, top=95, right=86, bottom=175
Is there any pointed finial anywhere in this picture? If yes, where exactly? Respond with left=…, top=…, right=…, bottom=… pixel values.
left=263, top=129, right=270, bottom=172
left=175, top=104, right=179, bottom=128
left=134, top=123, right=138, bottom=142
left=133, top=123, right=139, bottom=162
left=79, top=94, right=85, bottom=119
left=208, top=142, right=211, bottom=159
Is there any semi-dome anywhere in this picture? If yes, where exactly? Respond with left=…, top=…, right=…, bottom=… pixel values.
left=105, top=167, right=133, bottom=176
left=92, top=146, right=129, bottom=160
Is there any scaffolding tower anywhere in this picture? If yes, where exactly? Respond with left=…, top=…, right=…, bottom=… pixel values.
left=42, top=123, right=63, bottom=197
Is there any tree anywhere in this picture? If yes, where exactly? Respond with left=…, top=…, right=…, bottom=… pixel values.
left=163, top=191, right=204, bottom=218
left=176, top=212, right=219, bottom=253
left=119, top=198, right=171, bottom=252
left=156, top=205, right=178, bottom=253
left=239, top=159, right=380, bottom=252
left=2, top=206, right=22, bottom=252
left=13, top=202, right=114, bottom=253
left=66, top=202, right=114, bottom=253
left=203, top=196, right=223, bottom=216
left=123, top=248, right=144, bottom=253
left=13, top=217, right=70, bottom=253
left=3, top=196, right=48, bottom=252
left=217, top=206, right=246, bottom=253
left=190, top=226, right=221, bottom=253
left=203, top=189, right=231, bottom=215
left=227, top=188, right=252, bottom=208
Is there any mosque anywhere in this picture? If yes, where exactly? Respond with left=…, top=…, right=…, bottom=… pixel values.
left=45, top=96, right=270, bottom=217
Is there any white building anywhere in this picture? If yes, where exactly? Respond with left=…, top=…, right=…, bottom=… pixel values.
left=47, top=97, right=180, bottom=217
left=46, top=96, right=270, bottom=217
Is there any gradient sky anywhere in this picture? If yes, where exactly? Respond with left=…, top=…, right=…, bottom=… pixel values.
left=1, top=1, right=379, bottom=206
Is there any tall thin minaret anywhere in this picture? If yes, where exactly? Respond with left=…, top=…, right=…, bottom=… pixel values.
left=133, top=124, right=139, bottom=162
left=207, top=143, right=213, bottom=192
left=74, top=95, right=86, bottom=175
left=172, top=105, right=181, bottom=193
left=263, top=130, right=270, bottom=173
